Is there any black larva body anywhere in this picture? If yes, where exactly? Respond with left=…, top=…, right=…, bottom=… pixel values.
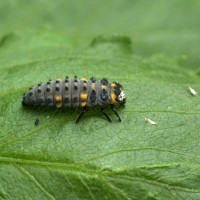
left=22, top=76, right=126, bottom=123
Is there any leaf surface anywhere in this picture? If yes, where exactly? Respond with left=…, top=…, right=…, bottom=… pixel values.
left=1, top=0, right=200, bottom=199
left=0, top=30, right=200, bottom=199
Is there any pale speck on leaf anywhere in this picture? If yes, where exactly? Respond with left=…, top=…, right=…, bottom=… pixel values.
left=189, top=87, right=197, bottom=96
left=145, top=118, right=157, bottom=125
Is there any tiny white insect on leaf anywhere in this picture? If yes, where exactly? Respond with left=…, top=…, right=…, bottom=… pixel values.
left=189, top=87, right=197, bottom=96
left=145, top=118, right=157, bottom=125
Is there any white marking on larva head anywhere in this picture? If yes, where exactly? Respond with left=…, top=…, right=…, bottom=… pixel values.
left=145, top=118, right=157, bottom=125
left=189, top=87, right=197, bottom=96
left=118, top=91, right=126, bottom=102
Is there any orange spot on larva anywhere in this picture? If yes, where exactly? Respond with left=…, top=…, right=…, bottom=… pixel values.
left=55, top=96, right=62, bottom=102
left=81, top=102, right=87, bottom=107
left=111, top=84, right=116, bottom=88
left=110, top=92, right=117, bottom=104
left=80, top=93, right=87, bottom=101
left=55, top=96, right=62, bottom=108
left=81, top=77, right=87, bottom=81
left=56, top=103, right=62, bottom=108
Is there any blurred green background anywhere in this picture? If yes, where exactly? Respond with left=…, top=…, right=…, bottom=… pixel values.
left=0, top=0, right=200, bottom=69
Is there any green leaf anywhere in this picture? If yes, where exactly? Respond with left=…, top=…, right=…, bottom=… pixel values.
left=0, top=29, right=200, bottom=199
left=1, top=0, right=200, bottom=69
left=1, top=0, right=200, bottom=199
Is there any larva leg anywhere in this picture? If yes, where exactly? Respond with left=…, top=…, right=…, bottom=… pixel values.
left=101, top=107, right=112, bottom=122
left=76, top=106, right=87, bottom=123
left=111, top=104, right=121, bottom=122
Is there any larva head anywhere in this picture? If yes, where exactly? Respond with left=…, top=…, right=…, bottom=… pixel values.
left=118, top=90, right=126, bottom=104
left=113, top=81, right=126, bottom=105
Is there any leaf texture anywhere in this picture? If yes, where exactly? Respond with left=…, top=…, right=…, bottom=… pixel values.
left=0, top=1, right=200, bottom=199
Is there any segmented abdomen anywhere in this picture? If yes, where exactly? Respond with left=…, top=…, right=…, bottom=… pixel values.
left=22, top=76, right=120, bottom=108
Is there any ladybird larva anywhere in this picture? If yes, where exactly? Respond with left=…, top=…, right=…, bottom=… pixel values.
left=22, top=76, right=126, bottom=123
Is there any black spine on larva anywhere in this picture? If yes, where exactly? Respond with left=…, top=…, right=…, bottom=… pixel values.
left=87, top=77, right=98, bottom=107
left=44, top=80, right=54, bottom=107
left=54, top=79, right=63, bottom=108
left=71, top=76, right=81, bottom=108
left=97, top=78, right=111, bottom=106
left=62, top=77, right=72, bottom=107
left=22, top=93, right=30, bottom=106
left=79, top=79, right=88, bottom=106
left=28, top=87, right=38, bottom=106
left=34, top=83, right=46, bottom=106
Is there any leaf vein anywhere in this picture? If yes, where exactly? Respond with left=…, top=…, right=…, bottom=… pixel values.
left=100, top=176, right=131, bottom=200
left=78, top=174, right=95, bottom=200
left=76, top=148, right=200, bottom=165
left=14, top=163, right=56, bottom=200
left=110, top=175, right=200, bottom=194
